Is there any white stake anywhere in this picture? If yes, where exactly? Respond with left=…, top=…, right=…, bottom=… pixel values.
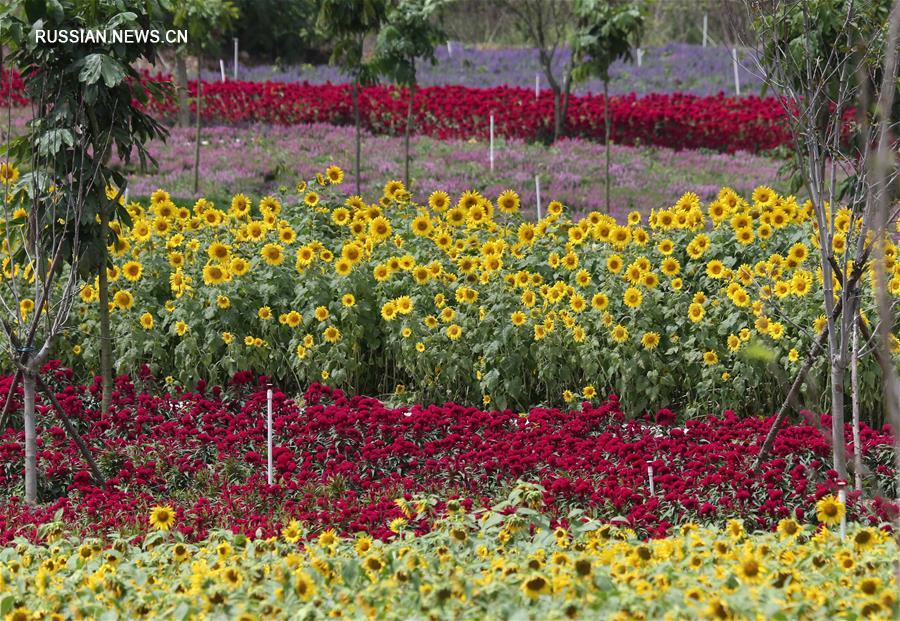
left=534, top=175, right=542, bottom=219
left=447, top=41, right=452, bottom=57
left=703, top=14, right=708, bottom=47
left=837, top=479, right=847, bottom=540
left=732, top=48, right=741, bottom=96
left=636, top=47, right=642, bottom=67
left=267, top=388, right=273, bottom=485
left=219, top=59, right=226, bottom=83
left=489, top=114, right=494, bottom=171
left=535, top=74, right=539, bottom=99
left=647, top=463, right=655, bottom=495
left=233, top=38, right=239, bottom=80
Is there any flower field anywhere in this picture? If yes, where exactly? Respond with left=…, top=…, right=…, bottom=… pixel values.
left=56, top=173, right=896, bottom=416
left=2, top=506, right=895, bottom=620
left=222, top=42, right=766, bottom=96
left=2, top=373, right=895, bottom=543
left=0, top=68, right=792, bottom=153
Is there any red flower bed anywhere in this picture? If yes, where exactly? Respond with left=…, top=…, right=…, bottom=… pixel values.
left=0, top=365, right=894, bottom=543
left=1, top=67, right=792, bottom=153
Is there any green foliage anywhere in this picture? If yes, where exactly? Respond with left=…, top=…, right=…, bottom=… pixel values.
left=317, top=0, right=387, bottom=85
left=373, top=0, right=448, bottom=87
left=0, top=0, right=171, bottom=275
left=571, top=0, right=644, bottom=84
left=171, top=0, right=239, bottom=56
left=229, top=0, right=327, bottom=65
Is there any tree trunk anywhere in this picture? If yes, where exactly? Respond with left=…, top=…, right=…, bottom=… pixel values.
left=552, top=86, right=561, bottom=143
left=193, top=53, right=202, bottom=195
left=850, top=319, right=862, bottom=491
left=98, top=202, right=113, bottom=414
left=829, top=353, right=849, bottom=480
left=404, top=83, right=415, bottom=190
left=353, top=81, right=362, bottom=196
left=23, top=369, right=37, bottom=504
left=176, top=54, right=190, bottom=128
left=604, top=80, right=611, bottom=214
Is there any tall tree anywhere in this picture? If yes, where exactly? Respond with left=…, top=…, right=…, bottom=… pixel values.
left=1, top=0, right=170, bottom=501
left=572, top=0, right=644, bottom=213
left=373, top=0, right=447, bottom=189
left=500, top=0, right=574, bottom=143
left=171, top=0, right=239, bottom=195
left=749, top=0, right=898, bottom=482
left=318, top=0, right=387, bottom=195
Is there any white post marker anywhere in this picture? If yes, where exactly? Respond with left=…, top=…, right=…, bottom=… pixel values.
left=647, top=463, right=655, bottom=495
left=703, top=14, right=708, bottom=47
left=219, top=59, right=226, bottom=83
left=233, top=38, right=239, bottom=80
left=534, top=175, right=542, bottom=219
left=447, top=41, right=452, bottom=57
left=837, top=479, right=847, bottom=540
left=489, top=114, right=495, bottom=172
left=535, top=74, right=540, bottom=99
left=732, top=48, right=741, bottom=96
left=636, top=47, right=642, bottom=67
left=266, top=387, right=274, bottom=485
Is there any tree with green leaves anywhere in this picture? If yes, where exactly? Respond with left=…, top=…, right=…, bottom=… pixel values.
left=748, top=0, right=899, bottom=488
left=373, top=0, right=447, bottom=189
left=1, top=0, right=171, bottom=501
left=500, top=0, right=575, bottom=144
left=170, top=0, right=238, bottom=195
left=572, top=0, right=643, bottom=214
left=318, top=0, right=387, bottom=195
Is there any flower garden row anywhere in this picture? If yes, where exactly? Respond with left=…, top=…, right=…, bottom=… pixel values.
left=1, top=369, right=896, bottom=546
left=51, top=175, right=897, bottom=416
left=2, top=504, right=895, bottom=620
left=0, top=68, right=793, bottom=153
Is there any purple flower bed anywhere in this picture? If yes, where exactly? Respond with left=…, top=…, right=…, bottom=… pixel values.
left=122, top=121, right=782, bottom=218
left=207, top=43, right=763, bottom=96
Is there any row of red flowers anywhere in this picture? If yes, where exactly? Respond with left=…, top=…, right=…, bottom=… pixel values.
left=0, top=363, right=895, bottom=543
left=1, top=67, right=792, bottom=153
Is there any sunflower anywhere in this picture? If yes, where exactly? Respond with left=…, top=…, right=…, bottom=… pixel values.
left=139, top=312, right=154, bottom=330
left=304, top=191, right=320, bottom=207
left=261, top=243, right=284, bottom=266
left=381, top=302, right=398, bottom=321
left=752, top=185, right=776, bottom=206
left=149, top=505, right=175, bottom=531
left=703, top=350, right=718, bottom=365
left=294, top=571, right=317, bottom=601
left=446, top=324, right=462, bottom=340
left=326, top=165, right=344, bottom=184
left=172, top=542, right=190, bottom=562
left=610, top=324, right=629, bottom=343
left=591, top=292, right=609, bottom=311
left=113, top=290, right=134, bottom=310
left=623, top=287, right=642, bottom=309
left=323, top=326, right=341, bottom=343
left=281, top=520, right=303, bottom=543
left=258, top=306, right=273, bottom=321
left=497, top=190, right=520, bottom=214
left=641, top=331, right=660, bottom=350
left=815, top=495, right=845, bottom=526
left=122, top=260, right=143, bottom=282
left=521, top=573, right=550, bottom=599
left=203, top=264, right=229, bottom=286
left=428, top=190, right=450, bottom=212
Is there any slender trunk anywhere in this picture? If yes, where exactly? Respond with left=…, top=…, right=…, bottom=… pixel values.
left=353, top=81, right=361, bottom=196
left=98, top=202, right=112, bottom=414
left=829, top=354, right=849, bottom=480
left=176, top=54, right=189, bottom=127
left=850, top=319, right=862, bottom=492
left=404, top=83, right=415, bottom=190
left=193, top=53, right=202, bottom=195
left=23, top=369, right=37, bottom=504
left=37, top=375, right=104, bottom=486
left=604, top=80, right=611, bottom=214
left=552, top=87, right=561, bottom=143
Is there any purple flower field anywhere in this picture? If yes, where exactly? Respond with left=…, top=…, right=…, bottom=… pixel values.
left=206, top=43, right=763, bottom=97
left=124, top=121, right=782, bottom=218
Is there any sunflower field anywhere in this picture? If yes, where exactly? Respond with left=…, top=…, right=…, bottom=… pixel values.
left=1, top=486, right=896, bottom=621
left=53, top=169, right=897, bottom=417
